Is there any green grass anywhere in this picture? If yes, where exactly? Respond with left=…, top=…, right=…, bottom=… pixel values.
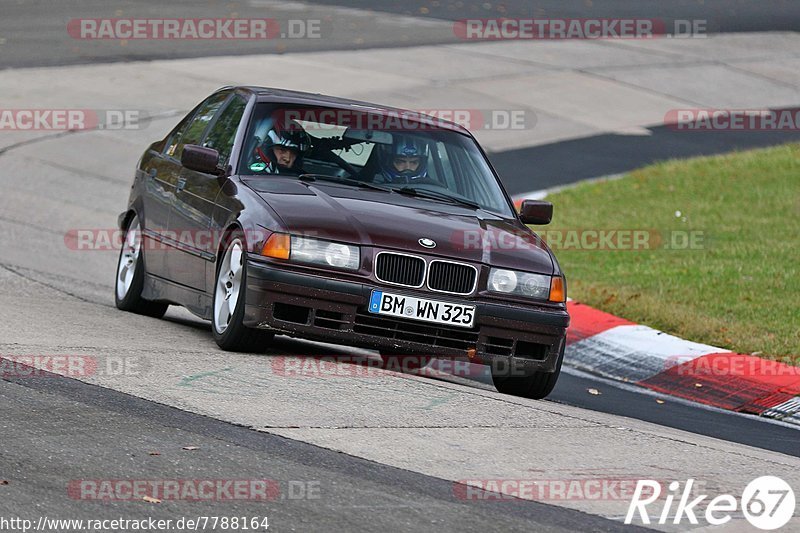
left=540, top=143, right=800, bottom=362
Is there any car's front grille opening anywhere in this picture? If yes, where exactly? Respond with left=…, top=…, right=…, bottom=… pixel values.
left=313, top=309, right=348, bottom=330
left=354, top=312, right=478, bottom=350
left=428, top=261, right=477, bottom=294
left=484, top=336, right=514, bottom=356
left=514, top=341, right=549, bottom=361
left=375, top=253, right=425, bottom=287
left=273, top=302, right=310, bottom=325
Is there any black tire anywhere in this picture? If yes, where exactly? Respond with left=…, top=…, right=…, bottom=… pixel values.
left=114, top=215, right=169, bottom=319
left=212, top=231, right=274, bottom=352
left=491, top=343, right=564, bottom=400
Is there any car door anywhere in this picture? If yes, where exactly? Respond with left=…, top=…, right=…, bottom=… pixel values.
left=138, top=91, right=231, bottom=280
left=166, top=92, right=247, bottom=292
left=137, top=116, right=192, bottom=279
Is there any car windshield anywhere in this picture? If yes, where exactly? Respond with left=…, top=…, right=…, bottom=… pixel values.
left=239, top=103, right=515, bottom=217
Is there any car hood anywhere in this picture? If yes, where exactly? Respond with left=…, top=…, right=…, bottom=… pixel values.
left=244, top=179, right=554, bottom=274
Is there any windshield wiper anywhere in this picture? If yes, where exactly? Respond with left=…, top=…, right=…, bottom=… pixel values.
left=297, top=175, right=479, bottom=207
left=395, top=186, right=481, bottom=209
left=298, top=174, right=391, bottom=192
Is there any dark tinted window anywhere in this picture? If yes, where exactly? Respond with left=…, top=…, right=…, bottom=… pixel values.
left=163, top=115, right=191, bottom=157
left=167, top=91, right=230, bottom=160
left=203, top=96, right=247, bottom=167
left=238, top=103, right=514, bottom=216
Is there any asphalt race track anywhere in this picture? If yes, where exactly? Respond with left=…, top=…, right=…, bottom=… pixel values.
left=4, top=1, right=800, bottom=68
left=1, top=367, right=652, bottom=532
left=2, top=2, right=800, bottom=531
left=491, top=123, right=800, bottom=195
left=0, top=0, right=459, bottom=69
left=311, top=0, right=800, bottom=34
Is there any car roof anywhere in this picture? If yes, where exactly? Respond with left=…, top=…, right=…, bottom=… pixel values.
left=229, top=85, right=472, bottom=135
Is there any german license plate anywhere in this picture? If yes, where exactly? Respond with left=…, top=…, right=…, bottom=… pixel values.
left=368, top=290, right=475, bottom=328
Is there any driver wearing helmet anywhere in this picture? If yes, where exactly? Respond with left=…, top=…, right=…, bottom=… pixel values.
left=253, top=120, right=310, bottom=175
left=376, top=134, right=430, bottom=184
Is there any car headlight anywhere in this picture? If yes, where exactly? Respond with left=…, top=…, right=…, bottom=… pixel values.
left=488, top=268, right=564, bottom=302
left=262, top=234, right=360, bottom=271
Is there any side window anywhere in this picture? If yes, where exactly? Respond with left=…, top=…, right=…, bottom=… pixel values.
left=163, top=115, right=191, bottom=157
left=202, top=96, right=247, bottom=167
left=167, top=91, right=231, bottom=160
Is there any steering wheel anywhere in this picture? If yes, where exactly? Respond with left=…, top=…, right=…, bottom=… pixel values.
left=306, top=142, right=361, bottom=178
left=331, top=153, right=360, bottom=178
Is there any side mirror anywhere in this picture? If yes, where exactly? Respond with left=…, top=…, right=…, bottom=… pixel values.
left=519, top=200, right=553, bottom=225
left=181, top=144, right=220, bottom=175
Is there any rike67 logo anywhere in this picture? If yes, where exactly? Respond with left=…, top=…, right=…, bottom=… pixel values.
left=626, top=476, right=796, bottom=530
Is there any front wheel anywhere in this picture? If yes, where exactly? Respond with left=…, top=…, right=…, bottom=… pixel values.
left=491, top=344, right=564, bottom=400
left=212, top=232, right=273, bottom=352
left=114, top=214, right=168, bottom=318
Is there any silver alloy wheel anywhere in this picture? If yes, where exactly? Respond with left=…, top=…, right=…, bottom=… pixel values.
left=116, top=217, right=141, bottom=301
left=214, top=238, right=244, bottom=334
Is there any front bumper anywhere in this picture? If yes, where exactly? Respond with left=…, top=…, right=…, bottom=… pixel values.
left=244, top=260, right=569, bottom=374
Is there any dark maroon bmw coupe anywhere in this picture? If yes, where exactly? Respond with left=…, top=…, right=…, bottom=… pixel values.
left=115, top=86, right=569, bottom=399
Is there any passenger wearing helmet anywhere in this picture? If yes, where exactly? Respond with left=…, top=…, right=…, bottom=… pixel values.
left=376, top=134, right=430, bottom=184
left=253, top=120, right=310, bottom=175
